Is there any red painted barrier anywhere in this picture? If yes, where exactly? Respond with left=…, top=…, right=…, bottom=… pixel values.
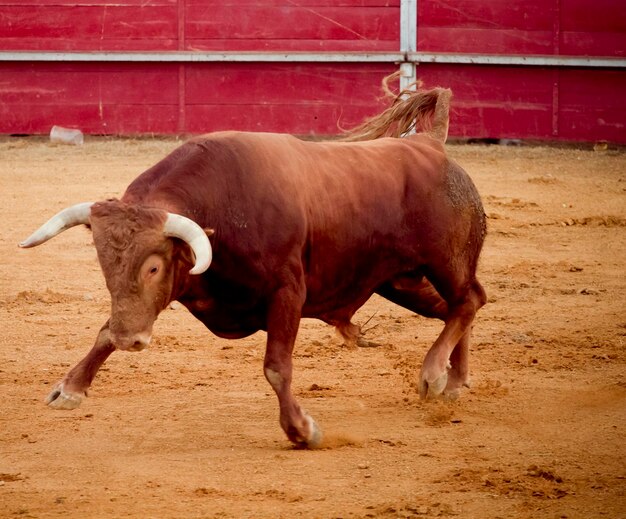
left=0, top=0, right=624, bottom=142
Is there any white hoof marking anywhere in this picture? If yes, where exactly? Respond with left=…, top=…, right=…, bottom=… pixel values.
left=419, top=371, right=449, bottom=399
left=304, top=414, right=323, bottom=448
left=45, top=384, right=83, bottom=410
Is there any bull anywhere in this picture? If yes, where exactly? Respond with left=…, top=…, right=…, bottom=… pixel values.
left=20, top=79, right=486, bottom=447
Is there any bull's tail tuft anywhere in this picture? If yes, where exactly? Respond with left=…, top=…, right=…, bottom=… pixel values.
left=340, top=71, right=451, bottom=143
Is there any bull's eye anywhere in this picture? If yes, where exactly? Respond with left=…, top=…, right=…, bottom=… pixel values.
left=144, top=254, right=163, bottom=279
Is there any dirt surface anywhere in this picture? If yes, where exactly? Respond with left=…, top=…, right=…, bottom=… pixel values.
left=1, top=137, right=624, bottom=518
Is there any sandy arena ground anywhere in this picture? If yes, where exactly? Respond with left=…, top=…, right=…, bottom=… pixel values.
left=0, top=137, right=624, bottom=518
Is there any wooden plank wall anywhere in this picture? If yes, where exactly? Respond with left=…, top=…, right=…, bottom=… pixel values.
left=183, top=0, right=399, bottom=51
left=0, top=0, right=624, bottom=142
left=0, top=0, right=398, bottom=136
left=416, top=0, right=626, bottom=142
left=0, top=61, right=395, bottom=135
left=0, top=0, right=400, bottom=52
left=417, top=0, right=625, bottom=57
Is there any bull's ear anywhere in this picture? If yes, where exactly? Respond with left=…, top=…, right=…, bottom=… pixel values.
left=204, top=228, right=215, bottom=237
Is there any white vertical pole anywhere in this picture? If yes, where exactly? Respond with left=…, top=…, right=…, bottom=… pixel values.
left=400, top=0, right=417, bottom=53
left=400, top=0, right=418, bottom=136
left=400, top=0, right=417, bottom=91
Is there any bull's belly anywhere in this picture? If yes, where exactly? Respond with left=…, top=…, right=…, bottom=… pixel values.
left=302, top=286, right=376, bottom=325
left=179, top=271, right=396, bottom=339
left=209, top=327, right=259, bottom=340
left=180, top=299, right=265, bottom=339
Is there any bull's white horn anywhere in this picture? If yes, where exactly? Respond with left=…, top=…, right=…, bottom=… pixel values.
left=163, top=213, right=212, bottom=275
left=19, top=202, right=94, bottom=248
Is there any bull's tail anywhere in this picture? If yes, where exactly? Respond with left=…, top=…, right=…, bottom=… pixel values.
left=340, top=72, right=451, bottom=143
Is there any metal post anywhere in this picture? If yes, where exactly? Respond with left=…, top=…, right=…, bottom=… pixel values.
left=400, top=0, right=418, bottom=136
left=400, top=0, right=417, bottom=54
left=400, top=0, right=417, bottom=90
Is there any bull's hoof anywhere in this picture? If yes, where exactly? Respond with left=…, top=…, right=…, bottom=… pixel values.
left=289, top=414, right=323, bottom=449
left=443, top=379, right=471, bottom=401
left=303, top=415, right=323, bottom=448
left=419, top=371, right=448, bottom=399
left=442, top=387, right=461, bottom=401
left=45, top=383, right=84, bottom=410
left=356, top=337, right=382, bottom=348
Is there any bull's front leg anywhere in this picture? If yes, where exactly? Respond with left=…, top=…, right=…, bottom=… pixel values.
left=46, top=321, right=115, bottom=410
left=263, top=284, right=322, bottom=448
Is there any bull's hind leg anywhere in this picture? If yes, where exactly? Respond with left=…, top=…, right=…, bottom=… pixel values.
left=418, top=278, right=486, bottom=399
left=263, top=280, right=322, bottom=448
left=445, top=329, right=471, bottom=399
left=46, top=321, right=115, bottom=409
left=335, top=320, right=361, bottom=349
left=377, top=275, right=484, bottom=398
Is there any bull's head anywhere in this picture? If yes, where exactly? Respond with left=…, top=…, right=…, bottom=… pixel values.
left=19, top=200, right=212, bottom=351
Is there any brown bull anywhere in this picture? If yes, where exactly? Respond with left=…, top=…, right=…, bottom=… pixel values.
left=20, top=80, right=486, bottom=447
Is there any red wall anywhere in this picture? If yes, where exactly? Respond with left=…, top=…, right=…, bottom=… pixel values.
left=415, top=0, right=626, bottom=142
left=0, top=0, right=624, bottom=142
left=0, top=61, right=396, bottom=135
left=417, top=0, right=625, bottom=57
left=0, top=0, right=398, bottom=136
left=0, top=0, right=400, bottom=52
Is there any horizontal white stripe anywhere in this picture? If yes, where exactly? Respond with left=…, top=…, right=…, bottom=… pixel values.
left=0, top=51, right=623, bottom=68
